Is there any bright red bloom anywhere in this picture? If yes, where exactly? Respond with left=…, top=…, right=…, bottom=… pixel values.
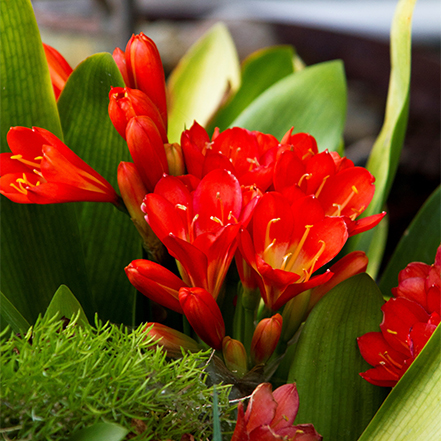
left=108, top=87, right=167, bottom=142
left=126, top=116, right=169, bottom=193
left=181, top=122, right=278, bottom=191
left=142, top=169, right=259, bottom=299
left=0, top=127, right=118, bottom=204
left=143, top=322, right=201, bottom=356
left=115, top=33, right=167, bottom=127
left=273, top=136, right=385, bottom=237
left=250, top=314, right=283, bottom=365
left=178, top=287, right=225, bottom=350
left=358, top=245, right=441, bottom=387
left=43, top=43, right=73, bottom=100
left=239, top=192, right=348, bottom=311
left=231, top=383, right=322, bottom=441
left=125, top=259, right=186, bottom=314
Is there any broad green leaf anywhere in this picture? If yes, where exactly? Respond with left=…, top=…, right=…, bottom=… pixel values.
left=0, top=292, right=31, bottom=333
left=346, top=0, right=416, bottom=258
left=167, top=23, right=241, bottom=143
left=358, top=325, right=441, bottom=440
left=44, top=285, right=89, bottom=327
left=232, top=60, right=347, bottom=152
left=0, top=0, right=92, bottom=324
left=67, top=422, right=129, bottom=441
left=379, top=185, right=440, bottom=298
left=288, top=274, right=388, bottom=441
left=207, top=45, right=295, bottom=133
left=58, top=53, right=141, bottom=325
left=366, top=212, right=389, bottom=279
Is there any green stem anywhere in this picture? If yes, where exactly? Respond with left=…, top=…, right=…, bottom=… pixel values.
left=232, top=287, right=244, bottom=342
left=243, top=306, right=256, bottom=355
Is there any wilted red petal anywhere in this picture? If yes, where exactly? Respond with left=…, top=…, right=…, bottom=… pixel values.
left=271, top=383, right=299, bottom=430
left=245, top=383, right=277, bottom=432
left=231, top=402, right=249, bottom=441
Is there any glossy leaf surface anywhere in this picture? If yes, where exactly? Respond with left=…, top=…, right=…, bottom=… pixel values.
left=58, top=53, right=141, bottom=324
left=288, top=274, right=388, bottom=441
left=0, top=292, right=31, bottom=333
left=167, top=23, right=241, bottom=143
left=232, top=60, right=347, bottom=153
left=67, top=422, right=129, bottom=441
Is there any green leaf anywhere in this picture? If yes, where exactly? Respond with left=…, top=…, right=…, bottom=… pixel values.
left=67, top=422, right=129, bottom=441
left=0, top=292, right=31, bottom=333
left=231, top=60, right=347, bottom=152
left=346, top=0, right=416, bottom=258
left=167, top=23, right=241, bottom=143
left=44, top=285, right=89, bottom=327
left=358, top=325, right=441, bottom=440
left=58, top=53, right=141, bottom=324
left=0, top=0, right=92, bottom=324
left=207, top=45, right=295, bottom=133
left=379, top=185, right=440, bottom=298
left=366, top=212, right=389, bottom=279
left=288, top=274, right=388, bottom=441
left=212, top=385, right=222, bottom=441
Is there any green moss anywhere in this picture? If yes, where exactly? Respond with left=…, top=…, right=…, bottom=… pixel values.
left=0, top=314, right=234, bottom=440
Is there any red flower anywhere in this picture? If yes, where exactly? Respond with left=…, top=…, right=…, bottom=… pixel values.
left=115, top=33, right=167, bottom=127
left=239, top=192, right=348, bottom=311
left=43, top=43, right=73, bottom=100
left=0, top=127, right=118, bottom=204
left=142, top=169, right=259, bottom=299
left=358, top=245, right=441, bottom=387
left=108, top=87, right=167, bottom=142
left=181, top=122, right=278, bottom=191
left=179, top=287, right=225, bottom=350
left=273, top=137, right=385, bottom=237
left=231, top=383, right=322, bottom=441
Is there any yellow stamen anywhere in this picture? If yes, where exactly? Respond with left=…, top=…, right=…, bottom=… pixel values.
left=10, top=154, right=41, bottom=169
left=210, top=216, right=224, bottom=226
left=386, top=329, right=398, bottom=335
left=297, top=173, right=311, bottom=188
left=314, top=175, right=330, bottom=198
left=331, top=185, right=359, bottom=216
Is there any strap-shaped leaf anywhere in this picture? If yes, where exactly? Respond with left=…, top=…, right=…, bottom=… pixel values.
left=58, top=53, right=141, bottom=325
left=0, top=292, right=31, bottom=333
left=288, top=274, right=388, bottom=441
left=44, top=285, right=89, bottom=327
left=358, top=325, right=441, bottom=440
left=379, top=185, right=440, bottom=298
left=1, top=0, right=92, bottom=323
left=232, top=60, right=347, bottom=152
left=347, top=0, right=416, bottom=262
left=167, top=23, right=241, bottom=143
left=207, top=45, right=295, bottom=133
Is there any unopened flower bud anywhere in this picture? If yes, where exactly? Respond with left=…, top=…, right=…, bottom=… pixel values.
left=164, top=142, right=186, bottom=176
left=222, top=337, right=248, bottom=377
left=251, top=314, right=283, bottom=365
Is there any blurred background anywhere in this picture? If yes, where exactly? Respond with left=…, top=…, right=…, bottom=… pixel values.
left=32, top=0, right=440, bottom=269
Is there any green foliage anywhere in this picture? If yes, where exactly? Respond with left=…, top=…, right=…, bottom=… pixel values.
left=0, top=315, right=235, bottom=440
left=358, top=325, right=441, bottom=440
left=288, top=274, right=389, bottom=441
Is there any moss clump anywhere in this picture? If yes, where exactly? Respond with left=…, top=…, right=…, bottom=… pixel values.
left=0, top=314, right=234, bottom=440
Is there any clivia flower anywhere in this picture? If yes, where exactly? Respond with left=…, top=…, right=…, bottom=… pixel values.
left=142, top=168, right=259, bottom=300
left=357, top=245, right=441, bottom=387
left=180, top=122, right=278, bottom=191
left=250, top=313, right=283, bottom=365
left=239, top=192, right=348, bottom=311
left=273, top=131, right=385, bottom=237
left=0, top=127, right=119, bottom=205
left=43, top=43, right=73, bottom=100
left=231, top=383, right=322, bottom=441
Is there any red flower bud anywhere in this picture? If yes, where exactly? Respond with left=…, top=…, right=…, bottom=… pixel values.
left=179, top=287, right=225, bottom=350
left=222, top=337, right=248, bottom=377
left=125, top=33, right=167, bottom=127
left=126, top=116, right=169, bottom=192
left=144, top=322, right=201, bottom=357
left=108, top=87, right=167, bottom=142
left=112, top=47, right=131, bottom=87
left=250, top=314, right=283, bottom=365
left=164, top=142, right=185, bottom=176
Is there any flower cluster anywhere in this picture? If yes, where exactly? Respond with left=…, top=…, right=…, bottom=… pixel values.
left=0, top=35, right=386, bottom=381
left=358, top=245, right=440, bottom=387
